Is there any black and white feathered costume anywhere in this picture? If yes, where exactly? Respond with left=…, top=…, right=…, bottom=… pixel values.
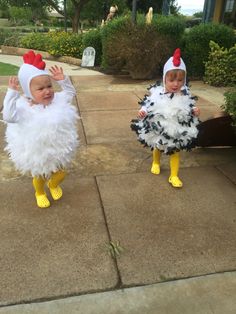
left=131, top=82, right=199, bottom=155
left=3, top=76, right=79, bottom=178
left=131, top=48, right=199, bottom=155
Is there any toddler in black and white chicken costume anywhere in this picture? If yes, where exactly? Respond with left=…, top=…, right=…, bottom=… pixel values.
left=131, top=48, right=200, bottom=188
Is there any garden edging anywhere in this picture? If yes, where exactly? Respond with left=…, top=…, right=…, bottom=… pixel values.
left=0, top=45, right=82, bottom=66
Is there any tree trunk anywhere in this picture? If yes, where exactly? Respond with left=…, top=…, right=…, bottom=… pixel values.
left=71, top=0, right=88, bottom=33
left=71, top=3, right=80, bottom=33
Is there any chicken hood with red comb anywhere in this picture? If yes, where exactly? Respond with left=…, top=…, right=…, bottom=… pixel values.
left=18, top=50, right=48, bottom=98
left=163, top=48, right=186, bottom=88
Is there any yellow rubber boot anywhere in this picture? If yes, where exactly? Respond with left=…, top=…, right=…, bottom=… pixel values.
left=47, top=170, right=66, bottom=200
left=33, top=176, right=50, bottom=208
left=169, top=152, right=183, bottom=188
left=151, top=148, right=161, bottom=175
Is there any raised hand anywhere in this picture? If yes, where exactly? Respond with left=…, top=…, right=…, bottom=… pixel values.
left=138, top=109, right=147, bottom=119
left=49, top=65, right=65, bottom=81
left=8, top=76, right=19, bottom=91
left=193, top=107, right=200, bottom=117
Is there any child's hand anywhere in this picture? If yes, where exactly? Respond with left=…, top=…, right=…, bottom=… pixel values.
left=49, top=65, right=65, bottom=81
left=138, top=110, right=147, bottom=119
left=193, top=107, right=200, bottom=116
left=8, top=76, right=19, bottom=91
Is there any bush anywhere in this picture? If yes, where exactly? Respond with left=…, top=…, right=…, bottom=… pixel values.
left=222, top=89, right=236, bottom=126
left=183, top=23, right=235, bottom=78
left=82, top=29, right=102, bottom=65
left=3, top=33, right=23, bottom=47
left=0, top=28, right=16, bottom=45
left=152, top=14, right=186, bottom=38
left=0, top=28, right=24, bottom=46
left=20, top=31, right=83, bottom=58
left=101, top=15, right=185, bottom=78
left=204, top=41, right=236, bottom=86
left=20, top=32, right=50, bottom=51
left=47, top=31, right=83, bottom=58
left=101, top=16, right=128, bottom=72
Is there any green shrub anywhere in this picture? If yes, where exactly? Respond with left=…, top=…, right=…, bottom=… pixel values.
left=204, top=41, right=236, bottom=87
left=0, top=28, right=18, bottom=45
left=101, top=15, right=185, bottom=78
left=20, top=32, right=50, bottom=51
left=20, top=31, right=83, bottom=58
left=82, top=29, right=102, bottom=65
left=101, top=16, right=129, bottom=71
left=222, top=89, right=236, bottom=126
left=47, top=31, right=83, bottom=58
left=3, top=32, right=23, bottom=47
left=152, top=14, right=186, bottom=38
left=183, top=23, right=235, bottom=78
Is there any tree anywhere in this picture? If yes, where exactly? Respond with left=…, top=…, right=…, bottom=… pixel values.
left=45, top=0, right=91, bottom=32
left=126, top=0, right=164, bottom=14
left=1, top=0, right=90, bottom=32
left=0, top=0, right=49, bottom=21
left=9, top=6, right=33, bottom=25
left=169, top=0, right=180, bottom=15
left=126, top=0, right=180, bottom=15
left=193, top=11, right=203, bottom=18
left=80, top=0, right=127, bottom=25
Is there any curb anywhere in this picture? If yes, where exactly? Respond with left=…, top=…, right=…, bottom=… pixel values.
left=0, top=45, right=82, bottom=66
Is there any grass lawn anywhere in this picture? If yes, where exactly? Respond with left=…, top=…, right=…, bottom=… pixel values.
left=0, top=62, right=19, bottom=76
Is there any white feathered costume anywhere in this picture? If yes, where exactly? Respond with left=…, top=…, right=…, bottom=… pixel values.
left=131, top=49, right=199, bottom=155
left=3, top=61, right=79, bottom=178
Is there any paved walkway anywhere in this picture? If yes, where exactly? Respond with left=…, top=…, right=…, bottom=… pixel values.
left=0, top=53, right=104, bottom=76
left=0, top=55, right=235, bottom=313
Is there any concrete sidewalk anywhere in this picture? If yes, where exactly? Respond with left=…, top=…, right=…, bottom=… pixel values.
left=0, top=58, right=235, bottom=313
left=0, top=53, right=104, bottom=76
left=1, top=272, right=236, bottom=314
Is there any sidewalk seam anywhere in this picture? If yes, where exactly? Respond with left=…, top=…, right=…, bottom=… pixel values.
left=94, top=176, right=123, bottom=288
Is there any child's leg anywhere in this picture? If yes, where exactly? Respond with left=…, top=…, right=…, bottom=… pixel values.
left=151, top=148, right=161, bottom=174
left=168, top=152, right=183, bottom=188
left=33, top=176, right=50, bottom=208
left=47, top=170, right=66, bottom=200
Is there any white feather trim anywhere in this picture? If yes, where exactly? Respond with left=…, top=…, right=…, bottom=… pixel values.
left=5, top=93, right=79, bottom=177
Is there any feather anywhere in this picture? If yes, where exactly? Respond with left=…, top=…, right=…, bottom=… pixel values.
left=5, top=92, right=79, bottom=178
left=131, top=86, right=199, bottom=155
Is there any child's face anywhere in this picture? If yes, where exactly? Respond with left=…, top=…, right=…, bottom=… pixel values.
left=165, top=70, right=185, bottom=93
left=30, top=75, right=54, bottom=105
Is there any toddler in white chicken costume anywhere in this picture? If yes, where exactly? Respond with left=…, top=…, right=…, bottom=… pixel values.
left=3, top=50, right=79, bottom=208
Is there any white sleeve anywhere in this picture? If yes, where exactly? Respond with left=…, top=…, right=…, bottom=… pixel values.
left=57, top=76, right=76, bottom=98
left=3, top=88, right=20, bottom=123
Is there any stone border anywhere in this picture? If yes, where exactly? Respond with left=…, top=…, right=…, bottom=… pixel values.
left=1, top=45, right=82, bottom=66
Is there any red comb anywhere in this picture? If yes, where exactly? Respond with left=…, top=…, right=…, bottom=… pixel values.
left=23, top=50, right=46, bottom=70
left=173, top=48, right=181, bottom=67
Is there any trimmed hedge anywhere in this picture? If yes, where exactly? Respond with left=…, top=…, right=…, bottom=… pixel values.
left=82, top=29, right=102, bottom=66
left=182, top=23, right=235, bottom=78
left=101, top=15, right=186, bottom=78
